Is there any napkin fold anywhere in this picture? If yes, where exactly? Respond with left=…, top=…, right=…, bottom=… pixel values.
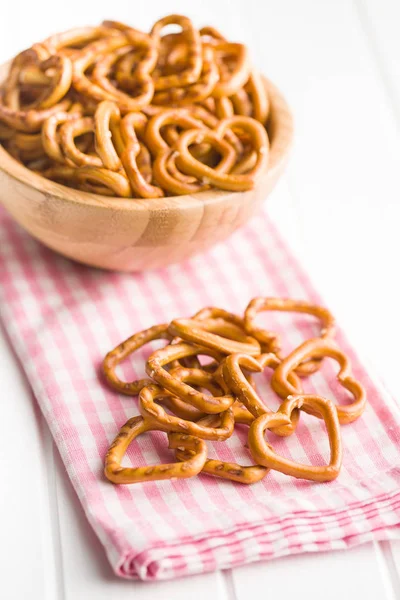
left=1, top=204, right=400, bottom=581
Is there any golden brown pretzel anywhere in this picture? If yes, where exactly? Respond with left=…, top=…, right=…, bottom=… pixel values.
left=248, top=394, right=342, bottom=482
left=41, top=110, right=81, bottom=163
left=104, top=415, right=207, bottom=484
left=168, top=317, right=261, bottom=356
left=59, top=116, right=101, bottom=167
left=152, top=46, right=219, bottom=106
left=151, top=15, right=202, bottom=91
left=215, top=97, right=234, bottom=119
left=230, top=88, right=252, bottom=117
left=271, top=337, right=366, bottom=424
left=94, top=100, right=124, bottom=171
left=176, top=116, right=268, bottom=191
left=90, top=30, right=157, bottom=111
left=119, top=112, right=164, bottom=198
left=246, top=70, right=269, bottom=124
left=174, top=440, right=269, bottom=483
left=144, top=108, right=206, bottom=155
left=221, top=352, right=301, bottom=436
left=244, top=297, right=336, bottom=376
left=139, top=383, right=234, bottom=440
left=146, top=342, right=233, bottom=414
left=0, top=95, right=71, bottom=133
left=75, top=166, right=132, bottom=197
left=212, top=42, right=251, bottom=98
left=153, top=149, right=208, bottom=195
left=71, top=35, right=132, bottom=104
left=102, top=323, right=171, bottom=395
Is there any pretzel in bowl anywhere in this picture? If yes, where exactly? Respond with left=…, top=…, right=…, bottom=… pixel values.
left=244, top=297, right=336, bottom=376
left=175, top=116, right=269, bottom=191
left=104, top=415, right=207, bottom=484
left=248, top=394, right=342, bottom=482
left=271, top=337, right=366, bottom=424
left=1, top=16, right=275, bottom=197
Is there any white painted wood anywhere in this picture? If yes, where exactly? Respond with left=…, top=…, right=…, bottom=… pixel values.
left=1, top=0, right=400, bottom=598
left=53, top=447, right=228, bottom=599
left=0, top=326, right=58, bottom=599
left=231, top=544, right=394, bottom=600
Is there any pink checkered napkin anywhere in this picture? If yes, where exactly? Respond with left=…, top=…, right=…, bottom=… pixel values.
left=1, top=204, right=400, bottom=582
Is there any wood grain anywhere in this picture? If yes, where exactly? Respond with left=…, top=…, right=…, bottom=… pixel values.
left=0, top=67, right=293, bottom=271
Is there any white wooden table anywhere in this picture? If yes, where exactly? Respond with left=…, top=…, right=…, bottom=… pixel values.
left=1, top=1, right=400, bottom=598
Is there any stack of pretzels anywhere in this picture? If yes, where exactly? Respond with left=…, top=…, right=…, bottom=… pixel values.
left=102, top=298, right=367, bottom=485
left=0, top=16, right=270, bottom=198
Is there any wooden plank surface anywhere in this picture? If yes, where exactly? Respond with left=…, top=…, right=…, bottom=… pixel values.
left=1, top=0, right=400, bottom=598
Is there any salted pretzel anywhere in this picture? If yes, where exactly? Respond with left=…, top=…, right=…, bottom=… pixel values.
left=59, top=116, right=101, bottom=167
left=139, top=382, right=234, bottom=441
left=221, top=352, right=302, bottom=436
left=102, top=323, right=171, bottom=395
left=151, top=15, right=202, bottom=90
left=211, top=42, right=251, bottom=98
left=246, top=70, right=270, bottom=124
left=168, top=317, right=261, bottom=356
left=104, top=415, right=207, bottom=484
left=0, top=96, right=71, bottom=132
left=244, top=297, right=336, bottom=376
left=75, top=166, right=131, bottom=197
left=248, top=394, right=342, bottom=482
left=173, top=414, right=269, bottom=484
left=176, top=116, right=268, bottom=191
left=152, top=46, right=219, bottom=106
left=119, top=112, right=164, bottom=198
left=146, top=342, right=234, bottom=414
left=41, top=109, right=82, bottom=163
left=271, top=337, right=366, bottom=424
left=90, top=30, right=157, bottom=111
left=230, top=88, right=253, bottom=117
left=145, top=108, right=206, bottom=155
left=94, top=100, right=124, bottom=171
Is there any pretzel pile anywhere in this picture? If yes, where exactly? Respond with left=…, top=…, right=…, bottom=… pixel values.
left=0, top=16, right=270, bottom=198
left=103, top=298, right=367, bottom=485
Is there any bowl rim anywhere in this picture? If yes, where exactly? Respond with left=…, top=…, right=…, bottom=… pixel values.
left=0, top=72, right=293, bottom=211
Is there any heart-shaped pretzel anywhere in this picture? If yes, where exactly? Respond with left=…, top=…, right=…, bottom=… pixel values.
left=248, top=394, right=342, bottom=482
left=146, top=342, right=233, bottom=414
left=271, top=337, right=366, bottom=424
left=139, top=383, right=234, bottom=441
left=119, top=112, right=164, bottom=198
left=152, top=46, right=219, bottom=106
left=168, top=317, right=261, bottom=356
left=211, top=42, right=251, bottom=98
left=104, top=415, right=207, bottom=484
left=221, top=352, right=302, bottom=436
left=75, top=166, right=132, bottom=197
left=59, top=116, right=101, bottom=167
left=173, top=413, right=269, bottom=484
left=41, top=108, right=82, bottom=164
left=151, top=15, right=202, bottom=91
left=102, top=323, right=171, bottom=395
left=244, top=297, right=336, bottom=376
left=94, top=100, right=124, bottom=171
left=90, top=29, right=157, bottom=111
left=176, top=116, right=268, bottom=191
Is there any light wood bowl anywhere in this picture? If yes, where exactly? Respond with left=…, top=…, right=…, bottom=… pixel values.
left=0, top=68, right=293, bottom=272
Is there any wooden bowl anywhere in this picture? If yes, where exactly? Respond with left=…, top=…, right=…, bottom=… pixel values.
left=0, top=69, right=293, bottom=272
